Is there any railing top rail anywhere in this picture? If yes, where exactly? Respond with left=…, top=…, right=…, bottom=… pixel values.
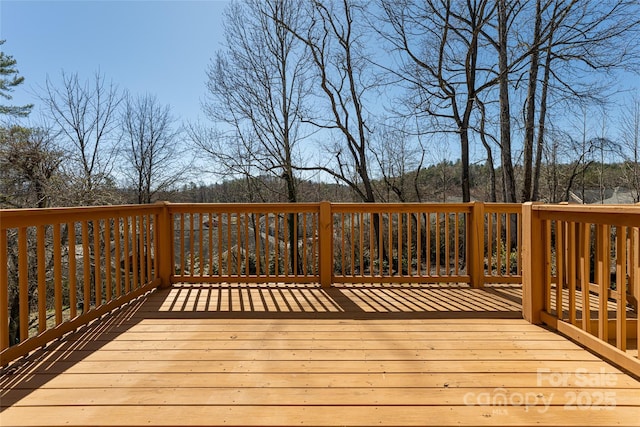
left=166, top=202, right=321, bottom=214
left=531, top=203, right=640, bottom=214
left=329, top=202, right=474, bottom=213
left=530, top=203, right=640, bottom=227
left=483, top=203, right=522, bottom=213
left=0, top=204, right=162, bottom=229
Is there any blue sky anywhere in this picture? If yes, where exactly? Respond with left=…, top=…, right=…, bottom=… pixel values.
left=1, top=0, right=229, bottom=123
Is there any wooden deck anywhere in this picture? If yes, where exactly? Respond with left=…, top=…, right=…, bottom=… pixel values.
left=2, top=284, right=639, bottom=426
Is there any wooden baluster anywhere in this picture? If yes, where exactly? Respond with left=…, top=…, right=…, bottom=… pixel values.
left=199, top=212, right=205, bottom=278
left=68, top=223, right=77, bottom=317
left=568, top=222, right=577, bottom=325
left=189, top=213, right=195, bottom=278
left=556, top=221, right=565, bottom=320
left=123, top=217, right=131, bottom=294
left=18, top=227, right=28, bottom=341
left=415, top=212, right=421, bottom=277
left=0, top=229, right=8, bottom=350
left=105, top=218, right=112, bottom=302
left=131, top=217, right=139, bottom=290
left=454, top=212, right=459, bottom=277
left=93, top=219, right=102, bottom=305
left=37, top=225, right=46, bottom=333
left=435, top=212, right=441, bottom=277
left=544, top=220, right=552, bottom=314
left=616, top=226, right=627, bottom=351
left=146, top=214, right=152, bottom=281
left=580, top=223, right=591, bottom=333
left=53, top=223, right=62, bottom=324
left=597, top=224, right=610, bottom=342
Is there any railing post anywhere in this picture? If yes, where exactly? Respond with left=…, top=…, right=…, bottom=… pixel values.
left=156, top=201, right=173, bottom=288
left=469, top=202, right=485, bottom=288
left=318, top=201, right=333, bottom=288
left=522, top=202, right=544, bottom=324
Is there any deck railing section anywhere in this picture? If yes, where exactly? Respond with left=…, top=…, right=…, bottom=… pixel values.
left=167, top=202, right=522, bottom=287
left=331, top=203, right=472, bottom=284
left=523, top=203, right=640, bottom=376
left=168, top=203, right=321, bottom=284
left=1, top=201, right=522, bottom=365
left=483, top=203, right=522, bottom=284
left=0, top=205, right=162, bottom=365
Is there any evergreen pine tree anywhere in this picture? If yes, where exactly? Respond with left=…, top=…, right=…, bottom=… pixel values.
left=0, top=40, right=32, bottom=117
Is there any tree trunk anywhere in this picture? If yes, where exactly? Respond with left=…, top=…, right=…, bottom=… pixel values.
left=522, top=0, right=542, bottom=202
left=498, top=0, right=517, bottom=203
left=477, top=99, right=497, bottom=202
left=460, top=129, right=471, bottom=202
left=532, top=26, right=554, bottom=201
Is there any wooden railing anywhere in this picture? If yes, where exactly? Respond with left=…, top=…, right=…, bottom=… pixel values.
left=168, top=203, right=322, bottom=284
left=166, top=202, right=522, bottom=287
left=4, top=201, right=638, bottom=374
left=1, top=201, right=521, bottom=365
left=331, top=203, right=469, bottom=284
left=522, top=203, right=640, bottom=376
left=482, top=203, right=522, bottom=284
left=0, top=205, right=163, bottom=365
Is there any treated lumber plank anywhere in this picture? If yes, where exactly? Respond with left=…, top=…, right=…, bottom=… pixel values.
left=11, top=359, right=625, bottom=375
left=35, top=347, right=605, bottom=362
left=63, top=331, right=565, bottom=342
left=60, top=338, right=582, bottom=351
left=2, top=404, right=640, bottom=426
left=4, top=387, right=640, bottom=407
left=95, top=322, right=553, bottom=333
left=123, top=319, right=537, bottom=325
left=18, top=372, right=640, bottom=389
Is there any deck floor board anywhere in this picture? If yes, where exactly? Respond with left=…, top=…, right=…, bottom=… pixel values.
left=1, top=284, right=639, bottom=426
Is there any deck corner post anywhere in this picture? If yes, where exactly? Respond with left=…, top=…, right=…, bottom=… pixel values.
left=156, top=201, right=173, bottom=288
left=522, top=202, right=544, bottom=324
left=319, top=201, right=333, bottom=288
left=469, top=201, right=485, bottom=289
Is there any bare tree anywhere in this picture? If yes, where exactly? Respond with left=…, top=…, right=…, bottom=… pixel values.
left=42, top=71, right=122, bottom=205
left=619, top=94, right=640, bottom=202
left=531, top=1, right=557, bottom=202
left=371, top=119, right=425, bottom=202
left=282, top=0, right=380, bottom=203
left=121, top=93, right=184, bottom=204
left=275, top=0, right=396, bottom=269
left=197, top=0, right=311, bottom=204
left=494, top=0, right=520, bottom=203
left=520, top=0, right=640, bottom=201
left=379, top=0, right=498, bottom=202
left=378, top=0, right=638, bottom=203
left=0, top=125, right=65, bottom=344
left=473, top=97, right=498, bottom=202
left=188, top=124, right=272, bottom=202
left=195, top=0, right=312, bottom=274
left=0, top=125, right=63, bottom=208
left=549, top=107, right=608, bottom=203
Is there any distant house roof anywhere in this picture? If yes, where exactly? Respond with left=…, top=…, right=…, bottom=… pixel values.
left=568, top=188, right=637, bottom=204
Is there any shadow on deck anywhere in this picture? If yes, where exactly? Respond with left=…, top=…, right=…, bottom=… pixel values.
left=148, top=283, right=524, bottom=319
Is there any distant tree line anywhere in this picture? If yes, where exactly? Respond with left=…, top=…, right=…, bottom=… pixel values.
left=161, top=158, right=640, bottom=205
